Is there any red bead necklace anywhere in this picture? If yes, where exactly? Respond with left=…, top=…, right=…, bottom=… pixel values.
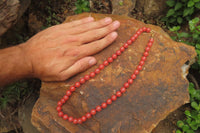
left=56, top=27, right=154, bottom=124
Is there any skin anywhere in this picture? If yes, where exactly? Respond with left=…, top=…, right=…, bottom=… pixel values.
left=0, top=17, right=120, bottom=87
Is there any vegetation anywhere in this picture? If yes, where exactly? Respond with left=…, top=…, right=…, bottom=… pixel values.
left=75, top=0, right=90, bottom=14
left=162, top=0, right=200, bottom=27
left=176, top=83, right=200, bottom=133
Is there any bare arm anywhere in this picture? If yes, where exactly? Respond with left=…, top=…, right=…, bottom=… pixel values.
left=0, top=17, right=120, bottom=87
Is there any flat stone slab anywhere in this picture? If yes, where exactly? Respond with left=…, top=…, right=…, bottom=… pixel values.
left=31, top=13, right=196, bottom=133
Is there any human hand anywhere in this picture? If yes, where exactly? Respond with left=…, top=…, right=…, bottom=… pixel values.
left=19, top=17, right=120, bottom=81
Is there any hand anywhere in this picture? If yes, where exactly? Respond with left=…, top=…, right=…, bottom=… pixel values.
left=19, top=17, right=120, bottom=81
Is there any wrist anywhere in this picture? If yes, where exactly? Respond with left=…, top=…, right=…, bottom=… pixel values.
left=17, top=43, right=34, bottom=78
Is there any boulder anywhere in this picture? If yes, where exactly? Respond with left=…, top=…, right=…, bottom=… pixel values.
left=31, top=13, right=196, bottom=133
left=135, top=0, right=168, bottom=17
left=0, top=0, right=31, bottom=36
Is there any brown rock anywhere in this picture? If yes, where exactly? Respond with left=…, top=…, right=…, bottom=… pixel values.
left=135, top=0, right=168, bottom=17
left=111, top=0, right=136, bottom=16
left=31, top=13, right=196, bottom=133
left=0, top=0, right=31, bottom=36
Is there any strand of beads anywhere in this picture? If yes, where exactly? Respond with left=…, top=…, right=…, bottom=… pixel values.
left=56, top=27, right=154, bottom=124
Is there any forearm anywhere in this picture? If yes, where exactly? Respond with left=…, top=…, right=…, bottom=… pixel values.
left=0, top=45, right=32, bottom=87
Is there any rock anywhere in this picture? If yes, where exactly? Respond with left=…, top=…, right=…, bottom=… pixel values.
left=18, top=93, right=39, bottom=133
left=28, top=13, right=43, bottom=35
left=0, top=0, right=31, bottom=36
left=135, top=0, right=168, bottom=17
left=31, top=13, right=197, bottom=133
left=111, top=0, right=136, bottom=16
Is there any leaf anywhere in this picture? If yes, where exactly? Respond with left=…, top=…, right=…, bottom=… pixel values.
left=166, top=0, right=176, bottom=7
left=167, top=9, right=175, bottom=17
left=177, top=32, right=190, bottom=38
left=183, top=7, right=194, bottom=17
left=196, top=44, right=200, bottom=49
left=169, top=26, right=181, bottom=32
left=195, top=2, right=200, bottom=9
left=193, top=0, right=200, bottom=2
left=177, top=120, right=185, bottom=128
left=175, top=2, right=183, bottom=10
left=188, top=0, right=195, bottom=7
left=192, top=33, right=199, bottom=40
left=191, top=102, right=199, bottom=110
left=175, top=130, right=182, bottom=133
left=182, top=124, right=190, bottom=132
left=177, top=17, right=183, bottom=24
left=185, top=110, right=192, bottom=117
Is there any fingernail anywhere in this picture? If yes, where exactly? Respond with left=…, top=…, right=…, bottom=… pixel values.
left=87, top=17, right=94, bottom=21
left=113, top=21, right=120, bottom=27
left=89, top=58, right=96, bottom=66
left=104, top=17, right=112, bottom=23
left=111, top=32, right=118, bottom=38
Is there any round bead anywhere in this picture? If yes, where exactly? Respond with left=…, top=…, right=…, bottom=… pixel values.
left=63, top=114, right=68, bottom=120
left=149, top=38, right=154, bottom=43
left=106, top=99, right=112, bottom=104
left=70, top=86, right=76, bottom=92
left=144, top=52, right=149, bottom=57
left=78, top=118, right=82, bottom=124
left=99, top=64, right=105, bottom=70
left=131, top=36, right=136, bottom=42
left=145, top=47, right=150, bottom=52
left=73, top=119, right=78, bottom=124
left=139, top=28, right=143, bottom=33
left=136, top=31, right=141, bottom=35
left=108, top=57, right=113, bottom=63
left=120, top=87, right=126, bottom=93
left=134, top=70, right=139, bottom=75
left=80, top=78, right=85, bottom=84
left=81, top=116, right=87, bottom=122
left=86, top=113, right=92, bottom=118
left=103, top=60, right=109, bottom=66
left=101, top=102, right=107, bottom=109
left=111, top=95, right=117, bottom=101
left=68, top=116, right=73, bottom=122
left=123, top=43, right=129, bottom=48
left=61, top=98, right=65, bottom=104
left=96, top=106, right=102, bottom=112
left=139, top=61, right=145, bottom=66
left=124, top=82, right=129, bottom=88
left=137, top=65, right=142, bottom=70
left=116, top=50, right=121, bottom=55
left=116, top=91, right=122, bottom=97
left=120, top=47, right=125, bottom=52
left=91, top=109, right=96, bottom=115
left=134, top=34, right=138, bottom=38
left=112, top=54, right=117, bottom=59
left=127, top=40, right=132, bottom=45
left=57, top=101, right=62, bottom=106
left=147, top=42, right=153, bottom=47
left=63, top=95, right=69, bottom=101
left=66, top=90, right=72, bottom=96
left=141, top=56, right=147, bottom=61
left=84, top=75, right=90, bottom=80
left=56, top=106, right=62, bottom=112
left=90, top=72, right=96, bottom=78
left=75, top=82, right=81, bottom=88
left=146, top=28, right=151, bottom=33
left=95, top=68, right=100, bottom=74
left=128, top=79, right=133, bottom=84
left=131, top=74, right=136, bottom=79
left=142, top=27, right=147, bottom=31
left=58, top=111, right=63, bottom=117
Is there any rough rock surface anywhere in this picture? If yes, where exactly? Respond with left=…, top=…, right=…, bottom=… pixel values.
left=0, top=0, right=31, bottom=36
left=111, top=0, right=136, bottom=16
left=31, top=13, right=196, bottom=133
left=135, top=0, right=168, bottom=17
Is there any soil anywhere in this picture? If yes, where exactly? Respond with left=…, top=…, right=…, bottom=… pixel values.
left=0, top=0, right=199, bottom=133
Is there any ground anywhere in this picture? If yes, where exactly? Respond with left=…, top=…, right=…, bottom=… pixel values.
left=0, top=0, right=199, bottom=133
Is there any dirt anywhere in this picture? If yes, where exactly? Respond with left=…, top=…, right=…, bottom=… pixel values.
left=0, top=0, right=199, bottom=133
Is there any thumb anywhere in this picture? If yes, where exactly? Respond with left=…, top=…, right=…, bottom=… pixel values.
left=60, top=56, right=97, bottom=80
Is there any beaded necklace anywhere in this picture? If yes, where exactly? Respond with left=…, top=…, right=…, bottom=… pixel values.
left=56, top=27, right=154, bottom=124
